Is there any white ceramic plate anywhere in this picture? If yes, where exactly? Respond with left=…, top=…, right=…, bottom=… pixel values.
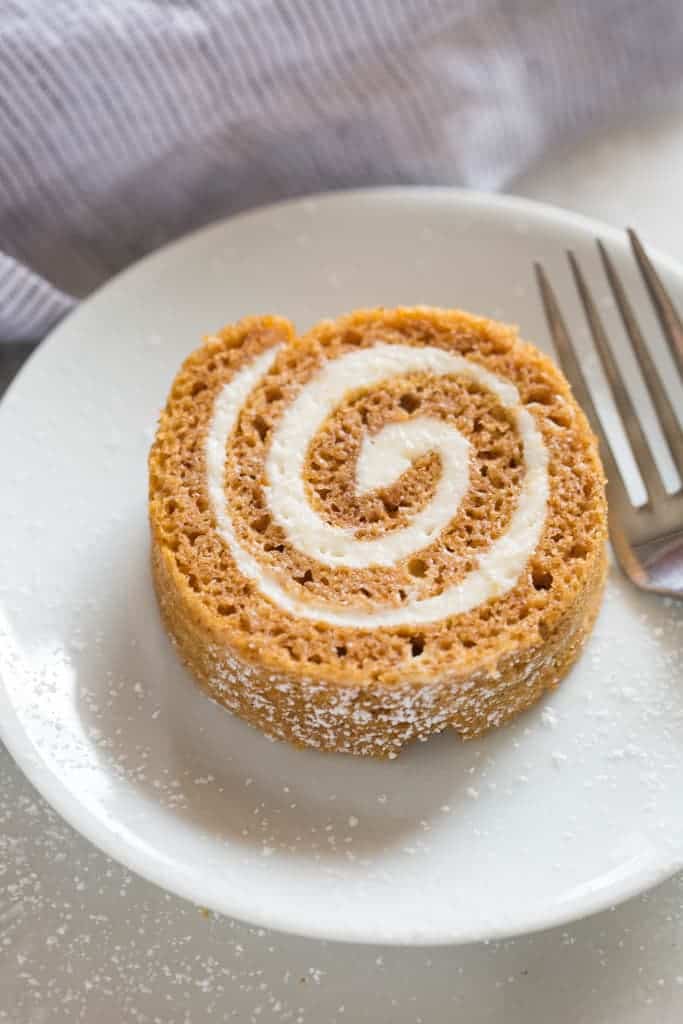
left=1, top=189, right=682, bottom=946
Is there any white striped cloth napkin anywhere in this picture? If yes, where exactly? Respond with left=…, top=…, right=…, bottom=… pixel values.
left=1, top=0, right=682, bottom=342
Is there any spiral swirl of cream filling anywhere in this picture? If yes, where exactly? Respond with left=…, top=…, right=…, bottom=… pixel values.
left=206, top=343, right=548, bottom=628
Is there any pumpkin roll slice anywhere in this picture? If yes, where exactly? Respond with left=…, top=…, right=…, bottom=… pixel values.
left=149, top=307, right=607, bottom=757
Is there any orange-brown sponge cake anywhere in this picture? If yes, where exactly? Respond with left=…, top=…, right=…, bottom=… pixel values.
left=149, top=307, right=607, bottom=757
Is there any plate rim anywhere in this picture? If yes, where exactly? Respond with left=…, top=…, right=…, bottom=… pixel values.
left=1, top=185, right=682, bottom=946
left=5, top=183, right=683, bottom=411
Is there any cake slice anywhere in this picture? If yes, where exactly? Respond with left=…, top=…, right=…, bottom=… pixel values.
left=148, top=307, right=607, bottom=757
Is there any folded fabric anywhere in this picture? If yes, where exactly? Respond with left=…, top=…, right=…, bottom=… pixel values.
left=1, top=0, right=682, bottom=342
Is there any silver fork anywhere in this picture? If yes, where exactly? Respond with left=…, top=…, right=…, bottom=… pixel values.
left=535, top=230, right=683, bottom=599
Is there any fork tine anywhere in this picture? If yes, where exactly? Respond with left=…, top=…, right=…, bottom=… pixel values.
left=567, top=251, right=668, bottom=506
left=629, top=228, right=683, bottom=378
left=598, top=240, right=683, bottom=487
left=534, top=262, right=631, bottom=511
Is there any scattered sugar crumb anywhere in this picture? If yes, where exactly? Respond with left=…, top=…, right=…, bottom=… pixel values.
left=541, top=707, right=559, bottom=729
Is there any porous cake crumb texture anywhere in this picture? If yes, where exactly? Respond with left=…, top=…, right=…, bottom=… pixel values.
left=149, top=307, right=607, bottom=756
